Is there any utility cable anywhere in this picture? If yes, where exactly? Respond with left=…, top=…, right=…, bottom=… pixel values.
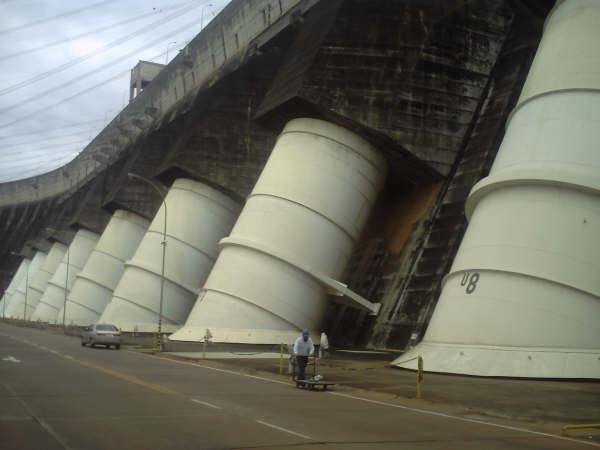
left=0, top=2, right=189, bottom=62
left=0, top=119, right=105, bottom=141
left=0, top=0, right=118, bottom=36
left=0, top=68, right=131, bottom=131
left=0, top=14, right=205, bottom=129
left=0, top=129, right=101, bottom=147
left=0, top=153, right=83, bottom=181
left=0, top=140, right=91, bottom=165
left=0, top=1, right=204, bottom=96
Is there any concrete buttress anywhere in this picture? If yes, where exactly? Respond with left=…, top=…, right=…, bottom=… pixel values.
left=23, top=242, right=66, bottom=319
left=59, top=210, right=149, bottom=326
left=31, top=229, right=100, bottom=324
left=4, top=251, right=47, bottom=319
left=0, top=259, right=30, bottom=318
left=170, top=118, right=387, bottom=345
left=395, top=0, right=600, bottom=379
left=99, top=179, right=241, bottom=332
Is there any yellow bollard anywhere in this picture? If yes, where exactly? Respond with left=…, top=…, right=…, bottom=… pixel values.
left=153, top=333, right=160, bottom=352
left=416, top=355, right=423, bottom=399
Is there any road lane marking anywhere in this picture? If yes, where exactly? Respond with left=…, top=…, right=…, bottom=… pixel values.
left=328, top=392, right=600, bottom=448
left=72, top=358, right=179, bottom=396
left=2, top=334, right=178, bottom=397
left=137, top=350, right=599, bottom=448
left=130, top=351, right=292, bottom=386
left=2, top=356, right=20, bottom=363
left=5, top=331, right=594, bottom=448
left=3, top=383, right=72, bottom=450
left=256, top=419, right=313, bottom=440
left=191, top=398, right=222, bottom=410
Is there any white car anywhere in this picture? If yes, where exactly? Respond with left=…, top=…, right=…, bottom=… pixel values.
left=81, top=324, right=122, bottom=349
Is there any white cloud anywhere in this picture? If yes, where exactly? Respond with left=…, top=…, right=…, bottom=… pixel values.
left=69, top=37, right=106, bottom=57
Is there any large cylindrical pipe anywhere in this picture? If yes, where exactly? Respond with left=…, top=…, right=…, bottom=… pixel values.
left=0, top=259, right=30, bottom=317
left=31, top=229, right=100, bottom=324
left=4, top=251, right=47, bottom=319
left=59, top=210, right=149, bottom=326
left=170, top=118, right=387, bottom=345
left=99, top=179, right=241, bottom=332
left=395, top=0, right=600, bottom=378
left=24, top=242, right=67, bottom=320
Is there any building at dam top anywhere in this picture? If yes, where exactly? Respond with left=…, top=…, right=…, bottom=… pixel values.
left=1, top=0, right=597, bottom=379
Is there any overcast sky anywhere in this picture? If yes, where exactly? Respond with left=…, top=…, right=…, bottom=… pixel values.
left=0, top=0, right=230, bottom=182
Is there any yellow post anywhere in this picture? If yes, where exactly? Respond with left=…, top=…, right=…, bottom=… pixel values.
left=202, top=339, right=206, bottom=360
left=416, top=355, right=423, bottom=399
left=153, top=333, right=160, bottom=351
left=279, top=343, right=284, bottom=375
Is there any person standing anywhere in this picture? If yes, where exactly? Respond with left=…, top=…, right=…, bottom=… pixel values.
left=293, top=329, right=314, bottom=382
left=319, top=331, right=329, bottom=358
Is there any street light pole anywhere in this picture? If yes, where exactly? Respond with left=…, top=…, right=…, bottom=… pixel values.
left=128, top=173, right=167, bottom=351
left=165, top=41, right=177, bottom=65
left=62, top=246, right=69, bottom=330
left=45, top=228, right=70, bottom=330
left=23, top=261, right=29, bottom=321
left=201, top=4, right=213, bottom=30
left=8, top=251, right=27, bottom=321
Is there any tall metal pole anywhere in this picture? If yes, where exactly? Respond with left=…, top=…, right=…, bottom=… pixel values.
left=6, top=252, right=23, bottom=320
left=128, top=173, right=167, bottom=351
left=62, top=246, right=69, bottom=331
left=23, top=262, right=29, bottom=321
left=165, top=41, right=177, bottom=65
left=201, top=4, right=213, bottom=30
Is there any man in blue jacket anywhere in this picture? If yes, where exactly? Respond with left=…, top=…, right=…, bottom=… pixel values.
left=293, top=329, right=314, bottom=383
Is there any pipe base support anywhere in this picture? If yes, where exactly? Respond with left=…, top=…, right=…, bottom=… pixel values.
left=393, top=342, right=600, bottom=379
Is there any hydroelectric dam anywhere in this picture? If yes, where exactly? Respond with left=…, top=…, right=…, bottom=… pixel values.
left=1, top=0, right=598, bottom=379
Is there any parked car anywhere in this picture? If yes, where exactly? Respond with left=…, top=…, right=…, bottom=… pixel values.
left=81, top=324, right=122, bottom=349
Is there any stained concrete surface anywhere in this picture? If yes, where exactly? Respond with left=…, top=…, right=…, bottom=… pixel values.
left=0, top=322, right=598, bottom=450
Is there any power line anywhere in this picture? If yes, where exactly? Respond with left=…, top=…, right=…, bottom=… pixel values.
left=0, top=1, right=203, bottom=96
left=0, top=44, right=171, bottom=135
left=0, top=140, right=91, bottom=165
left=0, top=69, right=131, bottom=130
left=0, top=0, right=118, bottom=36
left=0, top=119, right=105, bottom=141
left=0, top=2, right=189, bottom=62
left=0, top=14, right=207, bottom=129
left=0, top=128, right=101, bottom=149
left=0, top=152, right=84, bottom=181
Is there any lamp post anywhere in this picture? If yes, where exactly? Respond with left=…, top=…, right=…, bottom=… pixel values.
left=23, top=259, right=29, bottom=322
left=7, top=251, right=26, bottom=320
left=128, top=172, right=167, bottom=351
left=165, top=41, right=178, bottom=65
left=8, top=251, right=30, bottom=321
left=46, top=228, right=69, bottom=330
left=201, top=4, right=214, bottom=30
left=62, top=246, right=69, bottom=330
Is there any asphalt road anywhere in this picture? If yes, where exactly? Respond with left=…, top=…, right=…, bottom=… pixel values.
left=0, top=323, right=597, bottom=450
